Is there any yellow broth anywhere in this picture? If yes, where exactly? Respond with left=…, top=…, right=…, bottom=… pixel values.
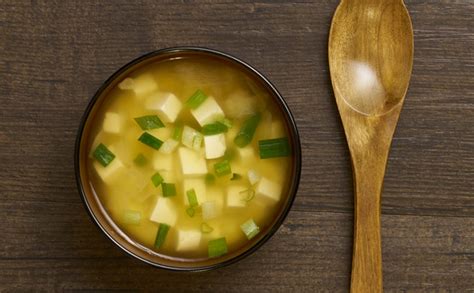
left=87, top=56, right=294, bottom=260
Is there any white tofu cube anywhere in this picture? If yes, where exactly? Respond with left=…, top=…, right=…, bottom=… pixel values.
left=183, top=178, right=206, bottom=205
left=149, top=197, right=177, bottom=226
left=178, top=147, right=207, bottom=176
left=176, top=230, right=201, bottom=251
left=237, top=146, right=256, bottom=160
left=181, top=126, right=202, bottom=150
left=204, top=134, right=226, bottom=159
left=93, top=158, right=124, bottom=183
left=146, top=92, right=182, bottom=123
left=190, top=97, right=224, bottom=126
left=132, top=74, right=158, bottom=97
left=247, top=169, right=261, bottom=185
left=159, top=138, right=179, bottom=154
left=118, top=78, right=135, bottom=90
left=102, top=112, right=122, bottom=134
left=202, top=201, right=218, bottom=220
left=153, top=152, right=173, bottom=171
left=226, top=185, right=248, bottom=208
left=255, top=177, right=282, bottom=202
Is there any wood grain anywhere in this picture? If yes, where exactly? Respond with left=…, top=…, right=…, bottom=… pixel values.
left=0, top=0, right=473, bottom=292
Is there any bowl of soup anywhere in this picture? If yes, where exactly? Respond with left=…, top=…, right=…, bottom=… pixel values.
left=75, top=47, right=301, bottom=271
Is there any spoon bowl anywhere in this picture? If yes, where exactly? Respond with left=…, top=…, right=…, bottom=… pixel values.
left=329, top=0, right=413, bottom=292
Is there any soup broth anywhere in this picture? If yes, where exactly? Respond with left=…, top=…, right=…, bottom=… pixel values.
left=87, top=55, right=294, bottom=260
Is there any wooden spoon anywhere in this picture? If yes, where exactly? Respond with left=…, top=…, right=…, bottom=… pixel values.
left=328, top=0, right=413, bottom=292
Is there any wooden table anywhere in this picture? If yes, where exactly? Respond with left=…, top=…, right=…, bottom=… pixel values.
left=1, top=1, right=473, bottom=292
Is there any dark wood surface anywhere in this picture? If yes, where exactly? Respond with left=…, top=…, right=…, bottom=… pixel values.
left=1, top=1, right=473, bottom=292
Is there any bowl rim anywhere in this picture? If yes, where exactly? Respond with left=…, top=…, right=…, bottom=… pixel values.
left=74, top=46, right=302, bottom=272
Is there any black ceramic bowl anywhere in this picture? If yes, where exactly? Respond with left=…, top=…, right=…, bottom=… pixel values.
left=75, top=47, right=301, bottom=271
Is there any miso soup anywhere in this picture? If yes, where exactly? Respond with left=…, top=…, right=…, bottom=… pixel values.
left=86, top=54, right=295, bottom=260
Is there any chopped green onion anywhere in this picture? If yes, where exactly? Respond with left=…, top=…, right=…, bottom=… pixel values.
left=240, top=189, right=255, bottom=202
left=154, top=223, right=170, bottom=249
left=186, top=207, right=195, bottom=217
left=230, top=173, right=242, bottom=181
left=172, top=122, right=184, bottom=141
left=151, top=172, right=164, bottom=187
left=205, top=173, right=215, bottom=185
left=93, top=143, right=115, bottom=167
left=123, top=210, right=141, bottom=225
left=192, top=132, right=203, bottom=150
left=134, top=115, right=164, bottom=130
left=214, top=160, right=232, bottom=177
left=185, top=89, right=208, bottom=109
left=208, top=237, right=228, bottom=258
left=133, top=153, right=147, bottom=166
left=162, top=183, right=176, bottom=197
left=201, top=223, right=214, bottom=234
left=258, top=137, right=291, bottom=159
left=202, top=121, right=228, bottom=135
left=240, top=219, right=260, bottom=240
left=186, top=189, right=199, bottom=207
left=223, top=148, right=236, bottom=161
left=234, top=113, right=261, bottom=148
left=138, top=132, right=163, bottom=150
left=219, top=118, right=233, bottom=129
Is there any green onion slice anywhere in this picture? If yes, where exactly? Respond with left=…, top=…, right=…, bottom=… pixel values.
left=208, top=237, right=228, bottom=258
left=240, top=189, right=255, bottom=203
left=93, top=143, right=115, bottom=167
left=240, top=219, right=260, bottom=240
left=205, top=173, right=215, bottom=185
left=230, top=173, right=242, bottom=181
left=258, top=137, right=291, bottom=159
left=138, top=132, right=163, bottom=150
left=154, top=223, right=170, bottom=249
left=133, top=153, right=147, bottom=166
left=185, top=89, right=208, bottom=109
left=134, top=115, right=164, bottom=130
left=186, top=189, right=199, bottom=207
left=162, top=183, right=176, bottom=197
left=186, top=207, right=195, bottom=217
left=234, top=113, right=261, bottom=148
left=214, top=160, right=232, bottom=177
left=151, top=172, right=164, bottom=187
left=201, top=223, right=214, bottom=234
left=202, top=121, right=228, bottom=136
left=172, top=122, right=184, bottom=141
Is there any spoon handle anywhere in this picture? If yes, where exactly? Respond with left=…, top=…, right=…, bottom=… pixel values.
left=350, top=142, right=389, bottom=293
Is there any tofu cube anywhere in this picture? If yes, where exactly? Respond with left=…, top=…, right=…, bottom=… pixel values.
left=181, top=126, right=202, bottom=151
left=247, top=169, right=261, bottom=185
left=132, top=74, right=158, bottom=97
left=146, top=92, right=182, bottom=123
left=102, top=112, right=122, bottom=134
left=178, top=147, right=207, bottom=176
left=153, top=152, right=173, bottom=171
left=183, top=178, right=206, bottom=205
left=255, top=177, right=282, bottom=202
left=176, top=230, right=202, bottom=251
left=202, top=201, right=218, bottom=220
left=148, top=127, right=172, bottom=141
left=237, top=146, right=256, bottom=160
left=149, top=197, right=177, bottom=226
left=159, top=138, right=179, bottom=154
left=93, top=158, right=124, bottom=183
left=190, top=97, right=224, bottom=126
left=204, top=134, right=226, bottom=159
left=226, top=185, right=248, bottom=208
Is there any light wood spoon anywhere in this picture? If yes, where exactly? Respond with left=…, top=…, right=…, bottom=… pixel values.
left=328, top=0, right=413, bottom=292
